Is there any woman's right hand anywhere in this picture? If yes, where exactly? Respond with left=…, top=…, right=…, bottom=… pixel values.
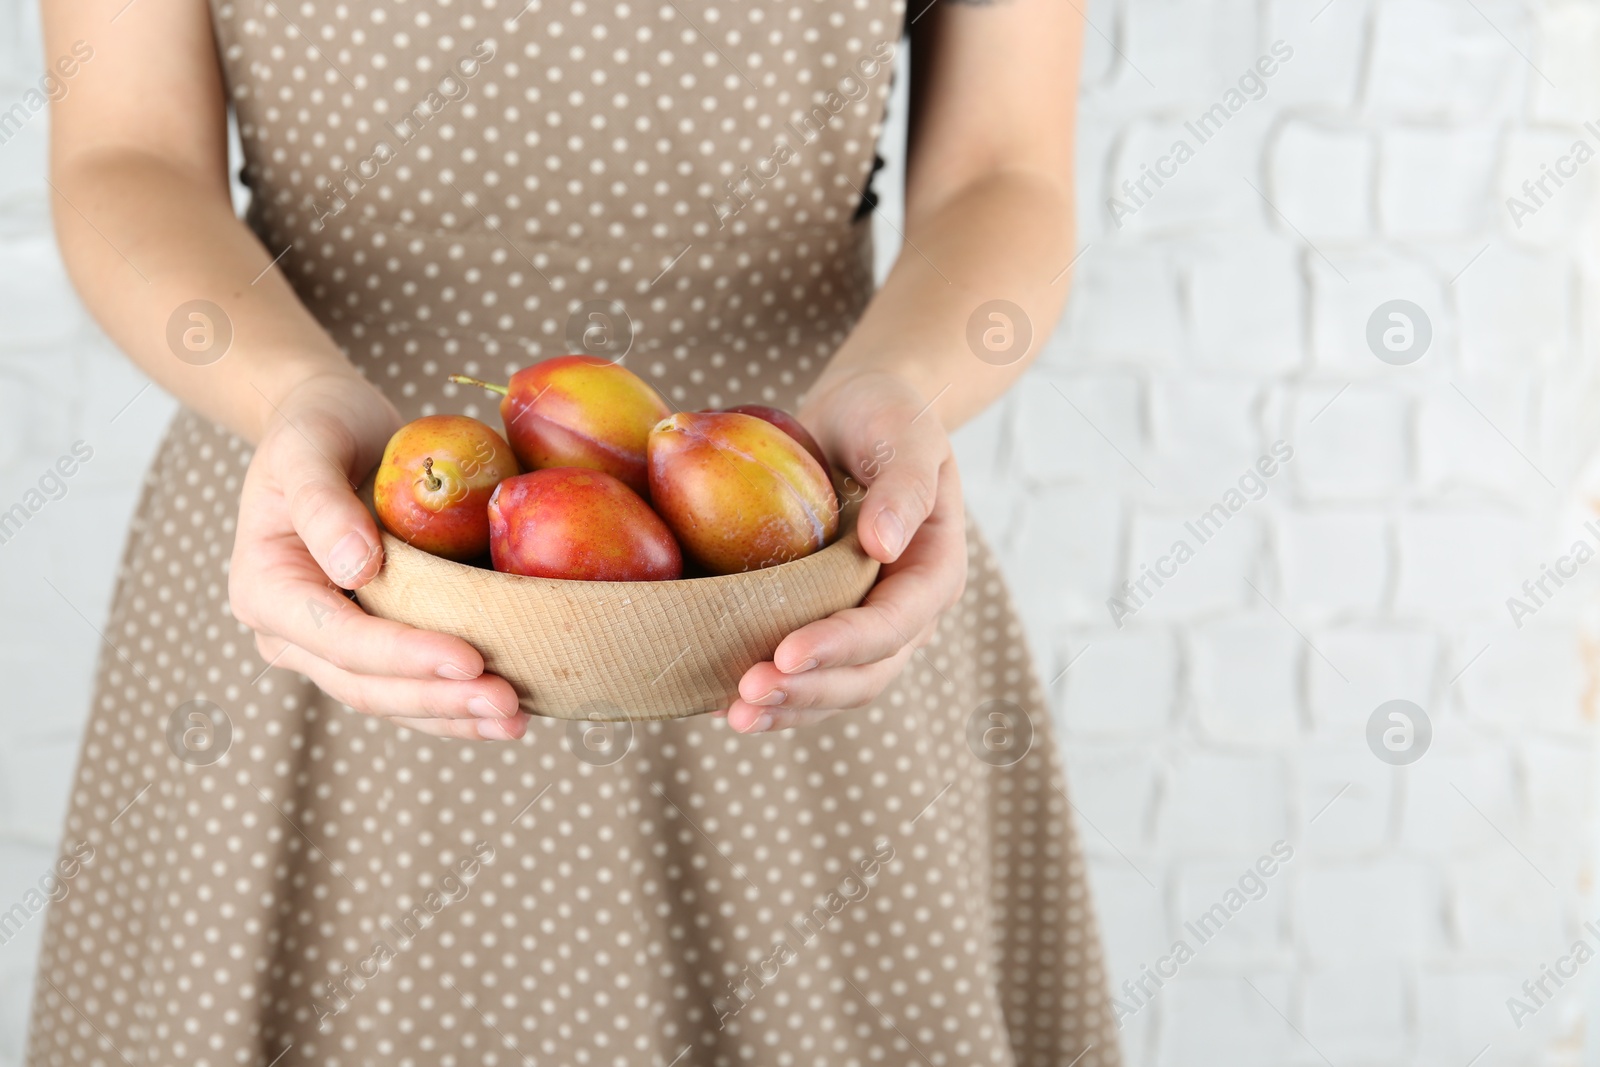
left=228, top=373, right=529, bottom=741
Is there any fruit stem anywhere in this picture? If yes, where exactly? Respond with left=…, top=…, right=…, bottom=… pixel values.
left=448, top=374, right=509, bottom=397
left=421, top=457, right=442, bottom=492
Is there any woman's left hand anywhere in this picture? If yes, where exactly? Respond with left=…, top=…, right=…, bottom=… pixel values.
left=723, top=370, right=968, bottom=732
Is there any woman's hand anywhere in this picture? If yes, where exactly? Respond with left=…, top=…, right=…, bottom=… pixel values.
left=228, top=374, right=528, bottom=741
left=723, top=371, right=968, bottom=732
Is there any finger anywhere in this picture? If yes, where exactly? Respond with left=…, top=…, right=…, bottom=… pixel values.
left=729, top=645, right=916, bottom=731
left=234, top=536, right=487, bottom=680
left=853, top=423, right=954, bottom=564
left=739, top=642, right=908, bottom=707
left=269, top=422, right=386, bottom=589
left=390, top=716, right=530, bottom=741
left=774, top=571, right=943, bottom=670
left=770, top=463, right=966, bottom=672
left=268, top=639, right=522, bottom=721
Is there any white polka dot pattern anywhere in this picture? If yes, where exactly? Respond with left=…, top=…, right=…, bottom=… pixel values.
left=24, top=0, right=1120, bottom=1063
left=229, top=0, right=892, bottom=413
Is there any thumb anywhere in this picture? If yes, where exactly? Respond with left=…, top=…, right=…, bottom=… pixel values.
left=275, top=428, right=386, bottom=589
left=851, top=423, right=948, bottom=565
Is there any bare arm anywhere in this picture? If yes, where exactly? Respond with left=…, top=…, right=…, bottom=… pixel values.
left=727, top=2, right=1083, bottom=733
left=45, top=0, right=525, bottom=740
left=44, top=0, right=365, bottom=441
left=808, top=0, right=1082, bottom=429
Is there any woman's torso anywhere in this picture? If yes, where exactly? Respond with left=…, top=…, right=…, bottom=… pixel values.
left=214, top=0, right=903, bottom=409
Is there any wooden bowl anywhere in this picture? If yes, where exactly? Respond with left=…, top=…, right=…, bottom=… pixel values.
left=353, top=484, right=879, bottom=721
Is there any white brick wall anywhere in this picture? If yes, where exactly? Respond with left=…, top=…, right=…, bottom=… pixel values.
left=2, top=3, right=1597, bottom=1067
left=895, top=0, right=1598, bottom=1063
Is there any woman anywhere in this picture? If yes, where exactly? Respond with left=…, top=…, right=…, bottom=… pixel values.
left=29, top=0, right=1114, bottom=1060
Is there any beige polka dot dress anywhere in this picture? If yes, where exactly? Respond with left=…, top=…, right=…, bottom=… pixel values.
left=26, top=1, right=1120, bottom=1064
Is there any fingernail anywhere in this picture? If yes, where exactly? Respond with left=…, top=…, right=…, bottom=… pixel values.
left=876, top=510, right=906, bottom=556
left=437, top=663, right=478, bottom=680
left=477, top=716, right=518, bottom=740
left=468, top=695, right=513, bottom=719
left=781, top=657, right=818, bottom=675
left=749, top=689, right=786, bottom=707
left=329, top=531, right=375, bottom=585
left=746, top=713, right=773, bottom=733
